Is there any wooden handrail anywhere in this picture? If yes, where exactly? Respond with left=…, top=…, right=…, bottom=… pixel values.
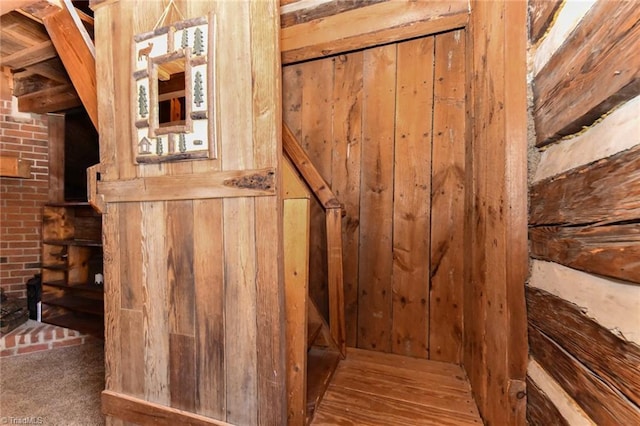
left=282, top=123, right=341, bottom=209
left=283, top=123, right=346, bottom=357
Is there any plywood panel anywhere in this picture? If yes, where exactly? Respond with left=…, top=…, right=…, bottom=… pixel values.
left=357, top=43, right=396, bottom=352
left=391, top=36, right=433, bottom=359
left=429, top=30, right=465, bottom=363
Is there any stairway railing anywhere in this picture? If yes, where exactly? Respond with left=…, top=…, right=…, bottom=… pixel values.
left=283, top=123, right=346, bottom=357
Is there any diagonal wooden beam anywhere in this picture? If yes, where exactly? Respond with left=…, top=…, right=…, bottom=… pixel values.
left=282, top=123, right=341, bottom=209
left=37, top=0, right=97, bottom=129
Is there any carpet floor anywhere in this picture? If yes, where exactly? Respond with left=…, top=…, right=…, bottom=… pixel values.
left=0, top=338, right=105, bottom=425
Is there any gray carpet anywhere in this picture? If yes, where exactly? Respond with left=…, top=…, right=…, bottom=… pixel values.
left=0, top=339, right=105, bottom=425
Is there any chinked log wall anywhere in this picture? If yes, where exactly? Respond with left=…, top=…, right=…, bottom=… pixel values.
left=282, top=1, right=529, bottom=425
left=527, top=0, right=640, bottom=424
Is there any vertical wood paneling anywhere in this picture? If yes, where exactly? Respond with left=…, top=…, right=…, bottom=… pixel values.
left=167, top=200, right=196, bottom=411
left=167, top=200, right=195, bottom=336
left=103, top=203, right=122, bottom=393
left=284, top=30, right=467, bottom=360
left=250, top=0, right=286, bottom=421
left=301, top=58, right=333, bottom=319
left=391, top=37, right=433, bottom=359
left=331, top=52, right=363, bottom=348
left=465, top=1, right=528, bottom=424
left=283, top=65, right=303, bottom=142
left=169, top=333, right=196, bottom=411
left=120, top=309, right=144, bottom=397
left=284, top=197, right=310, bottom=425
left=222, top=198, right=257, bottom=425
left=504, top=2, right=529, bottom=420
left=357, top=44, right=396, bottom=352
left=193, top=199, right=225, bottom=419
left=429, top=30, right=465, bottom=363
left=47, top=113, right=65, bottom=202
left=119, top=204, right=144, bottom=400
left=96, top=0, right=282, bottom=424
left=141, top=201, right=169, bottom=405
left=120, top=204, right=143, bottom=310
left=217, top=1, right=257, bottom=423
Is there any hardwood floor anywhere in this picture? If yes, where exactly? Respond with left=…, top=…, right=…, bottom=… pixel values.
left=310, top=348, right=482, bottom=425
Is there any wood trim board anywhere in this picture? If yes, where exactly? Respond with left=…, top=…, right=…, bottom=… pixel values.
left=281, top=0, right=468, bottom=64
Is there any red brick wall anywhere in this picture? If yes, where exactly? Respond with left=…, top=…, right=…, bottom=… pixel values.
left=0, top=93, right=49, bottom=299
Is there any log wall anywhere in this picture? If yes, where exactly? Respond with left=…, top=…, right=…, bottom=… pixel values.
left=91, top=1, right=284, bottom=425
left=528, top=0, right=640, bottom=424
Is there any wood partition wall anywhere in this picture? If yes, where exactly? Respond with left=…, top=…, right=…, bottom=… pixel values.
left=283, top=30, right=466, bottom=363
left=282, top=1, right=528, bottom=425
left=88, top=1, right=528, bottom=425
left=91, top=0, right=284, bottom=424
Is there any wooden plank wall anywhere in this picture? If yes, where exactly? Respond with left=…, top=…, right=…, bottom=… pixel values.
left=282, top=29, right=466, bottom=363
left=464, top=1, right=528, bottom=425
left=92, top=1, right=284, bottom=425
left=528, top=0, right=640, bottom=424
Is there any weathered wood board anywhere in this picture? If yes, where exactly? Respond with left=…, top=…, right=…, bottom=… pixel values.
left=530, top=224, right=640, bottom=285
left=527, top=286, right=640, bottom=407
left=530, top=144, right=640, bottom=226
left=93, top=1, right=284, bottom=424
left=529, top=325, right=640, bottom=425
left=526, top=376, right=569, bottom=426
left=284, top=30, right=467, bottom=362
left=464, top=1, right=528, bottom=425
left=533, top=1, right=640, bottom=146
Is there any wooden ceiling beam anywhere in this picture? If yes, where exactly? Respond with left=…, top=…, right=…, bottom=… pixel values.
left=281, top=0, right=469, bottom=65
left=39, top=0, right=97, bottom=129
left=17, top=82, right=81, bottom=113
left=13, top=58, right=68, bottom=83
left=0, top=39, right=56, bottom=68
left=0, top=0, right=43, bottom=16
left=13, top=72, right=60, bottom=97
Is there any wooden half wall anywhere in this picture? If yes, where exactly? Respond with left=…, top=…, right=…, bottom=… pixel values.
left=90, top=0, right=284, bottom=425
left=528, top=0, right=640, bottom=424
